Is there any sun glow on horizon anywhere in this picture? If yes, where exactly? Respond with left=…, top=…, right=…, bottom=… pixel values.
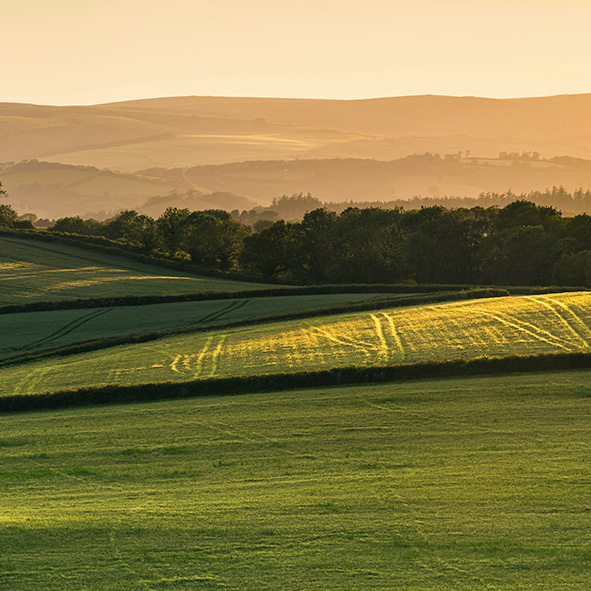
left=2, top=0, right=590, bottom=105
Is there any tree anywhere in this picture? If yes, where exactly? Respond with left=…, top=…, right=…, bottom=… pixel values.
left=177, top=210, right=248, bottom=269
left=51, top=216, right=102, bottom=235
left=156, top=207, right=190, bottom=253
left=241, top=220, right=296, bottom=278
left=104, top=210, right=162, bottom=250
left=0, top=204, right=18, bottom=227
left=0, top=180, right=17, bottom=227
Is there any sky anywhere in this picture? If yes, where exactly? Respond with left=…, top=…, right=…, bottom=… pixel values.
left=3, top=0, right=591, bottom=105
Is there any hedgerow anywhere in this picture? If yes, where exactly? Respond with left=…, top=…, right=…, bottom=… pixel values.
left=2, top=351, right=590, bottom=414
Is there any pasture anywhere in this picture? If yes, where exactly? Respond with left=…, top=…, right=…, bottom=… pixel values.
left=0, top=237, right=271, bottom=305
left=0, top=293, right=386, bottom=357
left=3, top=291, right=591, bottom=396
left=1, top=372, right=590, bottom=589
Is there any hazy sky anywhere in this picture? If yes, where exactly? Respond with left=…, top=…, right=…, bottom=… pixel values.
left=3, top=0, right=590, bottom=105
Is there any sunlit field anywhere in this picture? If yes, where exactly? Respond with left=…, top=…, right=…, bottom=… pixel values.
left=1, top=372, right=590, bottom=590
left=0, top=237, right=273, bottom=305
left=3, top=292, right=591, bottom=395
left=0, top=293, right=387, bottom=356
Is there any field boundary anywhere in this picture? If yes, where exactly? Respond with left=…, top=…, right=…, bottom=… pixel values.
left=0, top=283, right=494, bottom=315
left=0, top=289, right=507, bottom=368
left=2, top=351, right=591, bottom=413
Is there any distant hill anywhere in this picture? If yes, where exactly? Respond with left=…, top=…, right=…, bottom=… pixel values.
left=6, top=154, right=591, bottom=218
left=0, top=160, right=260, bottom=219
left=144, top=154, right=591, bottom=206
left=3, top=94, right=591, bottom=171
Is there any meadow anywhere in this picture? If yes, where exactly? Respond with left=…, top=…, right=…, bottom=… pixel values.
left=3, top=291, right=591, bottom=396
left=0, top=236, right=271, bottom=306
left=2, top=234, right=591, bottom=590
left=0, top=292, right=387, bottom=357
left=1, top=372, right=590, bottom=590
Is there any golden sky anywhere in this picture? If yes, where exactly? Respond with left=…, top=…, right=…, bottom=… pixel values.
left=3, top=0, right=590, bottom=105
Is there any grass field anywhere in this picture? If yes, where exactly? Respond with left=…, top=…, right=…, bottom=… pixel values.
left=0, top=237, right=273, bottom=305
left=1, top=371, right=590, bottom=590
left=0, top=293, right=387, bottom=357
left=3, top=291, right=591, bottom=396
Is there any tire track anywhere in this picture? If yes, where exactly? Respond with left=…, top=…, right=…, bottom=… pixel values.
left=370, top=314, right=390, bottom=362
left=526, top=296, right=588, bottom=348
left=1, top=308, right=114, bottom=355
left=195, top=299, right=250, bottom=325
left=381, top=313, right=406, bottom=362
left=459, top=307, right=576, bottom=351
left=532, top=295, right=591, bottom=347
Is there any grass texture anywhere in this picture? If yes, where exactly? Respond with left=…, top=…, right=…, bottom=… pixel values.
left=0, top=293, right=386, bottom=357
left=0, top=236, right=270, bottom=305
left=1, top=372, right=590, bottom=589
left=2, top=291, right=591, bottom=395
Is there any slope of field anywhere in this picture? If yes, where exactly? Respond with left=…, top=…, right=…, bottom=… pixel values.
left=1, top=372, right=590, bottom=589
left=0, top=236, right=272, bottom=306
left=0, top=293, right=386, bottom=357
left=3, top=292, right=591, bottom=396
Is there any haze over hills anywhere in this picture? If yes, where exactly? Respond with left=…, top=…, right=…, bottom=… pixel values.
left=4, top=94, right=591, bottom=218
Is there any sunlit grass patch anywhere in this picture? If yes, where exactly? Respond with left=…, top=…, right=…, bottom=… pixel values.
left=0, top=236, right=271, bottom=305
left=3, top=292, right=591, bottom=395
left=0, top=372, right=590, bottom=589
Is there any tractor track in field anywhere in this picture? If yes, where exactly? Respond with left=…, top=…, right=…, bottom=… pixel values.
left=1, top=308, right=113, bottom=355
left=194, top=299, right=250, bottom=325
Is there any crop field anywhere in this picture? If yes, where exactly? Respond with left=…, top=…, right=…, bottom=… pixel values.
left=0, top=293, right=386, bottom=357
left=1, top=371, right=591, bottom=590
left=0, top=237, right=272, bottom=305
left=3, top=291, right=591, bottom=395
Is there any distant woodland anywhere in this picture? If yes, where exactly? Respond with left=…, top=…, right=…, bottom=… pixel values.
left=7, top=153, right=591, bottom=219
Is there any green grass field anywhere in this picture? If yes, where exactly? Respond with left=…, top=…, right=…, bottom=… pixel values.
left=0, top=237, right=272, bottom=305
left=1, top=371, right=590, bottom=590
left=0, top=293, right=387, bottom=357
left=3, top=291, right=591, bottom=396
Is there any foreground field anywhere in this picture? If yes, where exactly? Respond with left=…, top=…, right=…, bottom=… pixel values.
left=3, top=291, right=591, bottom=395
left=0, top=237, right=271, bottom=305
left=1, top=371, right=590, bottom=590
left=0, top=293, right=386, bottom=357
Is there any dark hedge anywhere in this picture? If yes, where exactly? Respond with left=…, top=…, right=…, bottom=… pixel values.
left=2, top=351, right=591, bottom=414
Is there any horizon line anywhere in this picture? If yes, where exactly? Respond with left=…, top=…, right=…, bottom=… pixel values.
left=2, top=91, right=591, bottom=109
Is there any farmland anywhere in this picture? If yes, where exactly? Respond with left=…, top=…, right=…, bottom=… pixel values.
left=2, top=291, right=591, bottom=396
left=0, top=292, right=387, bottom=356
left=2, top=234, right=591, bottom=590
left=1, top=372, right=591, bottom=590
left=0, top=236, right=273, bottom=305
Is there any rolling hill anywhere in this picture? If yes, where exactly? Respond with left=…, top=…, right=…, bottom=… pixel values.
left=6, top=155, right=591, bottom=219
left=0, top=236, right=273, bottom=305
left=3, top=94, right=591, bottom=172
left=5, top=94, right=591, bottom=217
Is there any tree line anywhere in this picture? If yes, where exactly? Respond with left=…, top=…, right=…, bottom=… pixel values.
left=40, top=200, right=591, bottom=287
left=4, top=178, right=591, bottom=287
